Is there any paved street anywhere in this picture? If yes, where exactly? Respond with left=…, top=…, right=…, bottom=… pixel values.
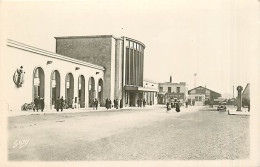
left=8, top=106, right=249, bottom=161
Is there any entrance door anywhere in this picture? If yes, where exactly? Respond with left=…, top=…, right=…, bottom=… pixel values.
left=129, top=92, right=136, bottom=107
left=65, top=73, right=74, bottom=108
left=50, top=70, right=60, bottom=109
left=78, top=75, right=85, bottom=108
left=33, top=67, right=45, bottom=99
left=88, top=77, right=95, bottom=107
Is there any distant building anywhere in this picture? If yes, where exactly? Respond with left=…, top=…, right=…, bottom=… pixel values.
left=242, top=83, right=250, bottom=107
left=143, top=79, right=159, bottom=105
left=158, top=77, right=187, bottom=105
left=188, top=86, right=221, bottom=106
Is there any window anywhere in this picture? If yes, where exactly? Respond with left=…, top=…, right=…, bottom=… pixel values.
left=34, top=68, right=39, bottom=78
left=130, top=41, right=134, bottom=48
left=52, top=71, right=56, bottom=80
left=199, top=96, right=202, bottom=101
left=168, top=87, right=171, bottom=93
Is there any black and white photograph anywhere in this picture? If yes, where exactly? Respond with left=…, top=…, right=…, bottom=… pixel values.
left=0, top=0, right=259, bottom=167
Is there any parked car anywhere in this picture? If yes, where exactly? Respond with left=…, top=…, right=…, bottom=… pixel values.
left=217, top=105, right=226, bottom=111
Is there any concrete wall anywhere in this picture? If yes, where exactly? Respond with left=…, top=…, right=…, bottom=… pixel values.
left=56, top=36, right=113, bottom=103
left=2, top=41, right=104, bottom=111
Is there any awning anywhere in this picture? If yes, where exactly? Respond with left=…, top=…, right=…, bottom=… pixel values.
left=124, top=85, right=159, bottom=92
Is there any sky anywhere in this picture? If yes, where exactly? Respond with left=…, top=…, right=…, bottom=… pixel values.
left=0, top=0, right=259, bottom=98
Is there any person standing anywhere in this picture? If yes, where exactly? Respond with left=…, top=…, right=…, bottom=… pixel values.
left=175, top=102, right=180, bottom=113
left=92, top=98, right=95, bottom=110
left=114, top=99, right=116, bottom=108
left=94, top=98, right=98, bottom=110
left=55, top=97, right=60, bottom=112
left=116, top=99, right=118, bottom=109
left=143, top=99, right=146, bottom=107
left=108, top=98, right=112, bottom=109
left=105, top=98, right=109, bottom=110
left=120, top=99, right=123, bottom=108
left=60, top=96, right=64, bottom=112
left=33, top=96, right=39, bottom=112
left=166, top=102, right=171, bottom=112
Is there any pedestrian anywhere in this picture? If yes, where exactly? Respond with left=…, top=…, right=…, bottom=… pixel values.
left=115, top=99, right=119, bottom=109
left=55, top=97, right=60, bottom=112
left=33, top=96, right=39, bottom=112
left=175, top=102, right=180, bottom=113
left=120, top=99, right=123, bottom=108
left=143, top=99, right=146, bottom=107
left=140, top=99, right=142, bottom=107
left=105, top=98, right=109, bottom=110
left=185, top=101, right=188, bottom=108
left=60, top=96, right=64, bottom=112
left=92, top=98, right=95, bottom=110
left=39, top=97, right=45, bottom=112
left=109, top=98, right=112, bottom=109
left=114, top=99, right=116, bottom=108
left=94, top=98, right=98, bottom=110
left=166, top=102, right=171, bottom=112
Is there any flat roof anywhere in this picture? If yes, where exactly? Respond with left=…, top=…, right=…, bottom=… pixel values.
left=159, top=82, right=186, bottom=85
left=54, top=35, right=146, bottom=48
left=143, top=78, right=159, bottom=84
left=7, top=39, right=105, bottom=71
left=54, top=35, right=114, bottom=39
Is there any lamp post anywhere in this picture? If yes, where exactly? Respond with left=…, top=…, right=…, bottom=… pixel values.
left=236, top=86, right=243, bottom=111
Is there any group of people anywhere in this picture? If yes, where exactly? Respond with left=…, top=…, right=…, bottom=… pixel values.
left=166, top=102, right=180, bottom=113
left=92, top=98, right=99, bottom=110
left=105, top=98, right=123, bottom=110
left=33, top=96, right=45, bottom=112
left=137, top=99, right=146, bottom=107
left=55, top=96, right=65, bottom=112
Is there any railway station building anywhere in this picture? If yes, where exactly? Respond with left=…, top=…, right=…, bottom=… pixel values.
left=55, top=35, right=158, bottom=107
left=2, top=39, right=105, bottom=111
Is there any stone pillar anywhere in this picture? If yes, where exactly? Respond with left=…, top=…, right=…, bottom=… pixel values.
left=121, top=37, right=126, bottom=107
left=236, top=86, right=243, bottom=111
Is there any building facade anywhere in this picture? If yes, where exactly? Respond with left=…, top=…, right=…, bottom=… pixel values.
left=2, top=39, right=105, bottom=111
left=55, top=35, right=157, bottom=107
left=143, top=79, right=159, bottom=105
left=158, top=78, right=187, bottom=105
left=188, top=86, right=221, bottom=106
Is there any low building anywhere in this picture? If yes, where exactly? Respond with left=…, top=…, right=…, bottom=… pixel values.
left=2, top=39, right=105, bottom=111
left=188, top=86, right=221, bottom=106
left=143, top=79, right=159, bottom=105
left=158, top=77, right=187, bottom=105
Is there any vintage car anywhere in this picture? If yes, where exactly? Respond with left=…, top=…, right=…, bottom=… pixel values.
left=217, top=104, right=226, bottom=111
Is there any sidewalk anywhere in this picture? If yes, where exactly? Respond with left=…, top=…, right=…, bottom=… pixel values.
left=227, top=106, right=250, bottom=116
left=7, top=105, right=164, bottom=117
